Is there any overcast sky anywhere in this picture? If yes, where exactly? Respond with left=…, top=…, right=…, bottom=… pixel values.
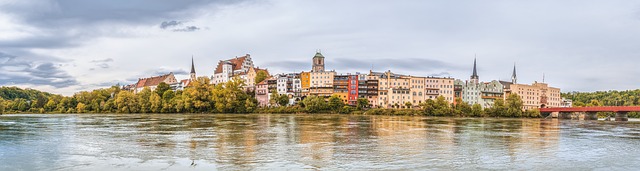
left=1, top=0, right=640, bottom=96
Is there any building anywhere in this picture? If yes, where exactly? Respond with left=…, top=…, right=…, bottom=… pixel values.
left=561, top=98, right=573, bottom=108
left=132, top=72, right=178, bottom=93
left=212, top=54, right=254, bottom=85
left=255, top=79, right=270, bottom=107
left=372, top=71, right=412, bottom=108
left=300, top=71, right=310, bottom=96
left=246, top=67, right=270, bottom=87
left=308, top=51, right=336, bottom=97
left=455, top=58, right=504, bottom=108
left=347, top=74, right=359, bottom=106
left=425, top=77, right=455, bottom=103
left=501, top=64, right=563, bottom=110
left=334, top=74, right=349, bottom=104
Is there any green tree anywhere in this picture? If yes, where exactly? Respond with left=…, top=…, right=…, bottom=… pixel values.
left=432, top=96, right=451, bottom=116
left=328, top=95, right=344, bottom=112
left=303, top=96, right=327, bottom=113
left=454, top=98, right=472, bottom=117
left=245, top=98, right=257, bottom=113
left=405, top=102, right=412, bottom=109
left=255, top=70, right=268, bottom=85
left=487, top=98, right=506, bottom=117
left=356, top=98, right=369, bottom=110
left=155, top=82, right=171, bottom=97
left=277, top=94, right=289, bottom=107
left=505, top=94, right=523, bottom=117
left=470, top=103, right=484, bottom=117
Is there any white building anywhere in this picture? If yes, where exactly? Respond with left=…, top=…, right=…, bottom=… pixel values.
left=211, top=54, right=254, bottom=85
left=455, top=58, right=504, bottom=108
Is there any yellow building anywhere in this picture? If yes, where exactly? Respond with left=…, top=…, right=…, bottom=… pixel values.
left=502, top=65, right=562, bottom=110
left=505, top=82, right=562, bottom=110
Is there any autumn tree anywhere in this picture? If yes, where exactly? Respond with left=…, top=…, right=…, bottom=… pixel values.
left=255, top=70, right=268, bottom=85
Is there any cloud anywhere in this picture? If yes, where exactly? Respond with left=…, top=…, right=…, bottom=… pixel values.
left=160, top=20, right=182, bottom=29
left=159, top=20, right=201, bottom=32
left=173, top=26, right=200, bottom=32
left=90, top=58, right=114, bottom=63
left=0, top=52, right=78, bottom=88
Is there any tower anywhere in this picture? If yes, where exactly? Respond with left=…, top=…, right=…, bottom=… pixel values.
left=312, top=50, right=325, bottom=72
left=190, top=56, right=196, bottom=81
left=470, top=58, right=479, bottom=84
left=511, top=63, right=517, bottom=84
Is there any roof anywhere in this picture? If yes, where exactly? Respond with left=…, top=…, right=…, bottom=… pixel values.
left=136, top=73, right=173, bottom=88
left=214, top=54, right=250, bottom=74
left=471, top=58, right=478, bottom=79
left=180, top=79, right=191, bottom=87
left=313, top=52, right=325, bottom=58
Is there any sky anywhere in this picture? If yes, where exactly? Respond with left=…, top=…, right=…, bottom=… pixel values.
left=1, top=0, right=640, bottom=96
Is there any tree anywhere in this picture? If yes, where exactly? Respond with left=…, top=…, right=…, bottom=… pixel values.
left=356, top=98, right=369, bottom=110
left=432, top=96, right=451, bottom=116
left=277, top=94, right=289, bottom=107
left=505, top=94, right=524, bottom=117
left=303, top=96, right=327, bottom=113
left=487, top=98, right=506, bottom=117
left=115, top=91, right=139, bottom=113
left=0, top=98, right=5, bottom=114
left=76, top=103, right=86, bottom=113
left=255, top=70, right=268, bottom=85
left=405, top=102, right=412, bottom=109
left=328, top=95, right=344, bottom=112
left=137, top=87, right=152, bottom=113
left=269, top=90, right=279, bottom=107
left=245, top=98, right=257, bottom=113
left=155, top=82, right=171, bottom=97
left=150, top=93, right=162, bottom=113
left=454, top=98, right=472, bottom=117
left=470, top=103, right=484, bottom=117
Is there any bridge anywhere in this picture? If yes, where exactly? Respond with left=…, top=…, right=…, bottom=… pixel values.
left=539, top=106, right=640, bottom=121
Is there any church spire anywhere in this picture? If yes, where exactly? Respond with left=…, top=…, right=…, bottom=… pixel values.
left=471, top=57, right=479, bottom=81
left=511, top=63, right=517, bottom=84
left=190, top=56, right=196, bottom=81
left=190, top=56, right=196, bottom=74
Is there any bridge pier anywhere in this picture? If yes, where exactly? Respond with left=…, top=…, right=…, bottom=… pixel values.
left=558, top=112, right=572, bottom=119
left=615, top=112, right=628, bottom=122
left=584, top=112, right=598, bottom=120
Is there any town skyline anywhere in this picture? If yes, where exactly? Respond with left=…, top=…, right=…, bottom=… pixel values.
left=2, top=0, right=640, bottom=96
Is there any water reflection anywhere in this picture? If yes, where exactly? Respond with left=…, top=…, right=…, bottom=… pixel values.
left=1, top=114, right=639, bottom=170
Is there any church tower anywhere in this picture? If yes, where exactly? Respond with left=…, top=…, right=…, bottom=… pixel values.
left=312, top=50, right=325, bottom=72
left=190, top=56, right=196, bottom=81
left=470, top=58, right=479, bottom=84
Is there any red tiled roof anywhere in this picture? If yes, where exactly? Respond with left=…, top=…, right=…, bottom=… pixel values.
left=136, top=73, right=173, bottom=88
left=214, top=55, right=249, bottom=74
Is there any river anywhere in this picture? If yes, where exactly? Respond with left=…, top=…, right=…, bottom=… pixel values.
left=1, top=114, right=639, bottom=170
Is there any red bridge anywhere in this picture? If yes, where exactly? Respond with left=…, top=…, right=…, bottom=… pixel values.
left=539, top=106, right=640, bottom=121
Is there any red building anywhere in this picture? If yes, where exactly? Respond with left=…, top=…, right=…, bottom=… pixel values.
left=347, top=75, right=359, bottom=106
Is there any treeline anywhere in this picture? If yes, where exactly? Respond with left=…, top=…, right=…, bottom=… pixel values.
left=0, top=77, right=257, bottom=114
left=1, top=78, right=537, bottom=118
left=259, top=93, right=541, bottom=118
left=562, top=90, right=640, bottom=118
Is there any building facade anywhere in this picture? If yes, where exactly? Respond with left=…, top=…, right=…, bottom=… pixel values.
left=132, top=72, right=178, bottom=93
left=456, top=59, right=504, bottom=108
left=212, top=54, right=254, bottom=85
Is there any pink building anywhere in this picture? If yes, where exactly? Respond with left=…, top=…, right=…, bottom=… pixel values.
left=255, top=79, right=270, bottom=107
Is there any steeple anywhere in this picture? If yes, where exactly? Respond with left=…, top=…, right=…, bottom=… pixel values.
left=190, top=56, right=196, bottom=81
left=511, top=63, right=517, bottom=84
left=470, top=57, right=479, bottom=82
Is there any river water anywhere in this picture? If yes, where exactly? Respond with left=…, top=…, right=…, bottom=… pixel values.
left=1, top=114, right=639, bottom=171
